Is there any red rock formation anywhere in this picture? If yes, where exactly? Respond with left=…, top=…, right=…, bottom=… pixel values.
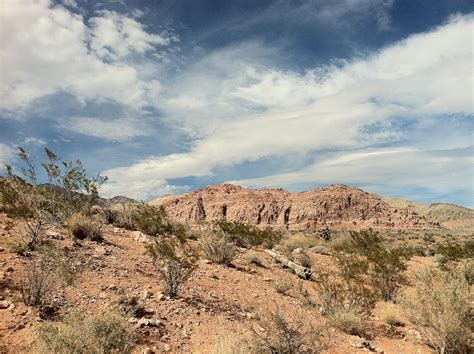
left=150, top=184, right=435, bottom=230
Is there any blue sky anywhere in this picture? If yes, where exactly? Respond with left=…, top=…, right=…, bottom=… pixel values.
left=0, top=0, right=473, bottom=207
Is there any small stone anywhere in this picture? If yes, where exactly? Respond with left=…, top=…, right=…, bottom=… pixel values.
left=0, top=300, right=11, bottom=309
left=157, top=293, right=165, bottom=301
left=164, top=344, right=171, bottom=352
left=131, top=231, right=148, bottom=243
left=263, top=277, right=272, bottom=281
left=142, top=347, right=154, bottom=354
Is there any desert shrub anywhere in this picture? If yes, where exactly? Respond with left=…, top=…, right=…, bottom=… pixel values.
left=214, top=220, right=282, bottom=248
left=434, top=253, right=448, bottom=268
left=315, top=275, right=378, bottom=335
left=462, top=260, right=474, bottom=285
left=38, top=312, right=133, bottom=354
left=380, top=303, right=404, bottom=326
left=335, top=252, right=369, bottom=280
left=0, top=148, right=106, bottom=250
left=435, top=243, right=473, bottom=262
left=274, top=281, right=293, bottom=294
left=22, top=258, right=55, bottom=308
left=68, top=213, right=103, bottom=242
left=146, top=236, right=198, bottom=298
left=280, top=233, right=320, bottom=256
left=200, top=233, right=236, bottom=266
left=334, top=230, right=408, bottom=301
left=298, top=251, right=312, bottom=268
left=113, top=204, right=189, bottom=241
left=400, top=267, right=473, bottom=354
left=253, top=307, right=328, bottom=353
left=329, top=308, right=364, bottom=336
left=244, top=250, right=263, bottom=266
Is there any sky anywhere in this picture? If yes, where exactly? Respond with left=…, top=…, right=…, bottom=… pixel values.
left=0, top=0, right=473, bottom=207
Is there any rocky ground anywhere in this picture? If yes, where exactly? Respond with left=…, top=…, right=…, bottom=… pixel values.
left=0, top=211, right=449, bottom=354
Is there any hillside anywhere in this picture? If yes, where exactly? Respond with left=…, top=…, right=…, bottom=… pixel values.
left=150, top=184, right=436, bottom=231
left=383, top=197, right=474, bottom=230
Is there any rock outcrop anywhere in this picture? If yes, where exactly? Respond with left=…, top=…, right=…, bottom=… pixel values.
left=150, top=184, right=435, bottom=230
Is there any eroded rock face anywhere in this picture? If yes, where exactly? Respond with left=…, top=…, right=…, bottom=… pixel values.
left=150, top=184, right=435, bottom=230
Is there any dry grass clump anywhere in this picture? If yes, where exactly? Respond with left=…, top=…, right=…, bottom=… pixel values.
left=146, top=236, right=198, bottom=298
left=315, top=275, right=378, bottom=336
left=244, top=250, right=263, bottom=266
left=274, top=281, right=293, bottom=294
left=400, top=267, right=472, bottom=354
left=379, top=303, right=404, bottom=326
left=68, top=213, right=103, bottom=242
left=279, top=233, right=320, bottom=255
left=200, top=233, right=236, bottom=266
left=253, top=307, right=329, bottom=353
left=38, top=312, right=134, bottom=354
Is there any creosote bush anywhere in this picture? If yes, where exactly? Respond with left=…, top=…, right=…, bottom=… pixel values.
left=400, top=267, right=472, bottom=354
left=38, top=312, right=134, bottom=354
left=146, top=236, right=198, bottom=298
left=214, top=220, right=282, bottom=249
left=253, top=307, right=329, bottom=353
left=200, top=232, right=236, bottom=266
left=334, top=229, right=409, bottom=301
left=22, top=257, right=55, bottom=308
left=0, top=147, right=106, bottom=250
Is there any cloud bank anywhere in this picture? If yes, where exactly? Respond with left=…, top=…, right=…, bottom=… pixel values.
left=101, top=14, right=473, bottom=201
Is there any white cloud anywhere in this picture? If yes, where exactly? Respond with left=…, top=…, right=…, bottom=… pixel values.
left=0, top=144, right=15, bottom=171
left=89, top=10, right=170, bottom=60
left=228, top=146, right=474, bottom=201
left=60, top=117, right=154, bottom=141
left=0, top=0, right=168, bottom=112
left=102, top=14, right=473, bottom=199
left=23, top=137, right=47, bottom=146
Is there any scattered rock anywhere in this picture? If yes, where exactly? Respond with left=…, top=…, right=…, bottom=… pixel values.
left=0, top=300, right=11, bottom=309
left=164, top=344, right=171, bottom=352
left=137, top=318, right=161, bottom=328
left=132, top=231, right=149, bottom=243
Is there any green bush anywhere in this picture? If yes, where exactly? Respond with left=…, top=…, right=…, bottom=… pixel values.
left=435, top=243, right=473, bottom=262
left=38, top=313, right=133, bottom=354
left=335, top=230, right=409, bottom=301
left=214, top=220, right=282, bottom=248
left=0, top=147, right=106, bottom=250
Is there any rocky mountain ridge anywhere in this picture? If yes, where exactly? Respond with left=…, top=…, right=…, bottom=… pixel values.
left=150, top=184, right=436, bottom=230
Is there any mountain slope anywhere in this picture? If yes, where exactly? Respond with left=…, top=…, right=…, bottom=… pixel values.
left=150, top=184, right=435, bottom=230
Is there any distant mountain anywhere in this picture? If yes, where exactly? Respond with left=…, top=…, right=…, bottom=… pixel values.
left=150, top=184, right=436, bottom=231
left=107, top=195, right=139, bottom=205
left=383, top=197, right=473, bottom=230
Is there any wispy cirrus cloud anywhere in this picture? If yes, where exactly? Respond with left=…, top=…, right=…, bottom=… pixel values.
left=102, top=14, right=473, bottom=200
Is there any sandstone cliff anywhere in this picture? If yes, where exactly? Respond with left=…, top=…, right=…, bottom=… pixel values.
left=150, top=184, right=435, bottom=230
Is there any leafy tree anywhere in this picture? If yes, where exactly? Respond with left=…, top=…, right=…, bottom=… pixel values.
left=0, top=147, right=107, bottom=250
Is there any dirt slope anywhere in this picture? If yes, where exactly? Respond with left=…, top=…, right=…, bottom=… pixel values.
left=151, top=184, right=435, bottom=230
